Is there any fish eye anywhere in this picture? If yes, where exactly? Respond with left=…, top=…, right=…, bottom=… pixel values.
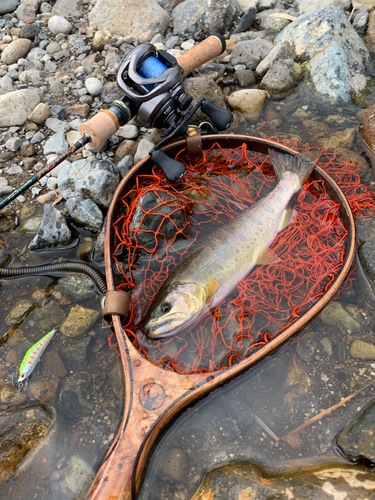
left=21, top=373, right=26, bottom=379
left=160, top=303, right=171, bottom=314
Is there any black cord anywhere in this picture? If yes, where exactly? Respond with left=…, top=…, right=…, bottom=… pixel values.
left=0, top=261, right=107, bottom=294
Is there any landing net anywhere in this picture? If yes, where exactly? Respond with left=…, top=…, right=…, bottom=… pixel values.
left=109, top=139, right=375, bottom=374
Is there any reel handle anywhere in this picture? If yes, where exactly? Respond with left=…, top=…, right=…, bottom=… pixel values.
left=177, top=34, right=226, bottom=76
left=201, top=99, right=233, bottom=131
left=150, top=149, right=186, bottom=182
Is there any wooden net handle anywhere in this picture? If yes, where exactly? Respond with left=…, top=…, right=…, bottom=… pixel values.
left=177, top=34, right=226, bottom=77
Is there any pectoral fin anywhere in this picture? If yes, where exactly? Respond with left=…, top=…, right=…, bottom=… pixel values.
left=279, top=208, right=297, bottom=231
left=255, top=246, right=281, bottom=265
left=206, top=276, right=219, bottom=302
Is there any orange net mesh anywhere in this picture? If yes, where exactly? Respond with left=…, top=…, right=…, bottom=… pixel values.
left=108, top=138, right=375, bottom=374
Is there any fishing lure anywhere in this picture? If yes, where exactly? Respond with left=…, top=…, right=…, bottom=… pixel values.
left=16, top=328, right=56, bottom=391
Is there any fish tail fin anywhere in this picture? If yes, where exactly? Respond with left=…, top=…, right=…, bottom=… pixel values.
left=268, top=148, right=321, bottom=187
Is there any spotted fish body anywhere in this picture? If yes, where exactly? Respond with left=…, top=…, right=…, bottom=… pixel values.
left=18, top=328, right=56, bottom=389
left=143, top=149, right=321, bottom=339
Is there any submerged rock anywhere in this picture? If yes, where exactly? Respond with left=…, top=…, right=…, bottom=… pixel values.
left=59, top=335, right=92, bottom=371
left=60, top=455, right=95, bottom=498
left=0, top=403, right=58, bottom=488
left=191, top=462, right=375, bottom=500
left=5, top=299, right=34, bottom=326
left=0, top=385, right=26, bottom=406
left=60, top=305, right=100, bottom=337
left=154, top=448, right=188, bottom=482
left=57, top=274, right=96, bottom=301
left=320, top=301, right=360, bottom=333
left=29, top=378, right=60, bottom=404
left=286, top=355, right=311, bottom=395
left=336, top=400, right=375, bottom=464
left=296, top=331, right=318, bottom=361
left=58, top=371, right=93, bottom=418
left=349, top=340, right=375, bottom=359
left=33, top=300, right=66, bottom=332
left=358, top=242, right=375, bottom=285
left=316, top=128, right=356, bottom=150
left=130, top=189, right=190, bottom=251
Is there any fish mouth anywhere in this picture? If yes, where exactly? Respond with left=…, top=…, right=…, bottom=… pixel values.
left=142, top=313, right=194, bottom=339
left=142, top=319, right=175, bottom=338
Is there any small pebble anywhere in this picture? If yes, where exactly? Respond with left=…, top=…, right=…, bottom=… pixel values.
left=48, top=16, right=72, bottom=35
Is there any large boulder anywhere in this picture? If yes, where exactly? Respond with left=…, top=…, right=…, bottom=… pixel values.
left=51, top=0, right=82, bottom=17
left=256, top=7, right=371, bottom=105
left=58, top=158, right=119, bottom=208
left=15, top=0, right=42, bottom=20
left=172, top=0, right=240, bottom=41
left=0, top=89, right=40, bottom=127
left=294, top=0, right=351, bottom=13
left=89, top=0, right=170, bottom=38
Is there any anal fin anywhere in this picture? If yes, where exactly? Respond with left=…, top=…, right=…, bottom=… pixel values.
left=255, top=246, right=281, bottom=265
left=279, top=208, right=297, bottom=231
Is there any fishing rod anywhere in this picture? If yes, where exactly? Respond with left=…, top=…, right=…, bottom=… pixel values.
left=0, top=35, right=233, bottom=211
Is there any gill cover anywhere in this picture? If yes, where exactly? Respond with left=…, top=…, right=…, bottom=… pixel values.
left=143, top=278, right=219, bottom=339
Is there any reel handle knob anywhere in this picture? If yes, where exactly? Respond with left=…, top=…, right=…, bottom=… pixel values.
left=151, top=149, right=186, bottom=182
left=201, top=99, right=233, bottom=131
left=177, top=34, right=226, bottom=76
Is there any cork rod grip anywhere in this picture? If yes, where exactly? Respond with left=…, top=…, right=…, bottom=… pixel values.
left=79, top=110, right=118, bottom=150
left=177, top=34, right=226, bottom=77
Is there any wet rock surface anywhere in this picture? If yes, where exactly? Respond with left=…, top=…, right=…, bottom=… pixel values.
left=29, top=203, right=72, bottom=250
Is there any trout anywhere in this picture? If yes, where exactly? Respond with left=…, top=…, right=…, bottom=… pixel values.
left=142, top=148, right=321, bottom=339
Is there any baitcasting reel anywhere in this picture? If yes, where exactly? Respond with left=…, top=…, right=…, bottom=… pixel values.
left=80, top=35, right=233, bottom=182
left=117, top=43, right=190, bottom=130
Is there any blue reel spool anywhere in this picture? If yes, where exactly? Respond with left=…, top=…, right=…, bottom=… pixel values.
left=138, top=56, right=168, bottom=90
